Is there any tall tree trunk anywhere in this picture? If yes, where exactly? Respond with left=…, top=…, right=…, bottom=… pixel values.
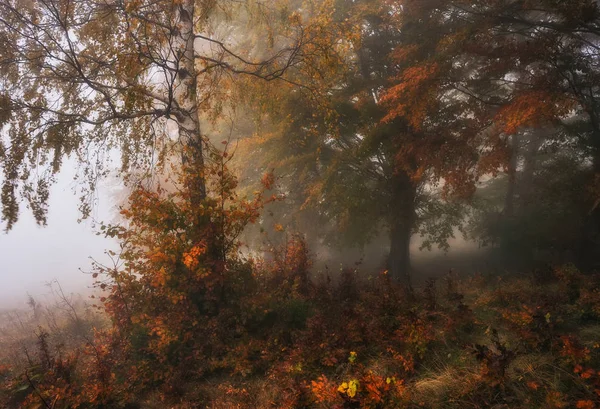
left=500, top=135, right=522, bottom=268
left=503, top=135, right=520, bottom=219
left=587, top=103, right=600, bottom=174
left=388, top=172, right=416, bottom=288
left=174, top=0, right=206, bottom=207
left=580, top=112, right=600, bottom=268
left=520, top=131, right=541, bottom=204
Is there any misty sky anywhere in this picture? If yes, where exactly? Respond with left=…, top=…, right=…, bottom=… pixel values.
left=0, top=164, right=117, bottom=309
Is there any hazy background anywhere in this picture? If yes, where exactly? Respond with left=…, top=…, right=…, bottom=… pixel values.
left=0, top=164, right=487, bottom=310
left=0, top=162, right=116, bottom=309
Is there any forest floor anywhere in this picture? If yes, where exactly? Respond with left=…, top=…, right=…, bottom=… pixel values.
left=3, top=264, right=600, bottom=409
left=134, top=264, right=600, bottom=409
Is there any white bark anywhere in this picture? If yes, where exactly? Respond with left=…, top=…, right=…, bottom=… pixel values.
left=173, top=0, right=205, bottom=203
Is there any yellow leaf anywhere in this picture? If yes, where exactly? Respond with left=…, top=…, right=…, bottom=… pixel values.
left=347, top=380, right=359, bottom=398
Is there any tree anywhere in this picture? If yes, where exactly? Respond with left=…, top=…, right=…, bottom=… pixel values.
left=381, top=0, right=600, bottom=271
left=232, top=0, right=472, bottom=285
left=469, top=130, right=590, bottom=268
left=0, top=0, right=319, bottom=229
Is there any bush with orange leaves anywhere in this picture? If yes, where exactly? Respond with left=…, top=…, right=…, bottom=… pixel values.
left=91, top=153, right=281, bottom=393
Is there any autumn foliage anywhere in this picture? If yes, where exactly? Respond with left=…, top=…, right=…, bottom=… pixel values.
left=4, top=171, right=600, bottom=409
left=4, top=0, right=600, bottom=408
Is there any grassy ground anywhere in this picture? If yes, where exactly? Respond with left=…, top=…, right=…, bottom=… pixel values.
left=137, top=265, right=600, bottom=408
left=3, top=264, right=600, bottom=409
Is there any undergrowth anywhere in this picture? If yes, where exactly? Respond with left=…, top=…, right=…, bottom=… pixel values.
left=2, top=261, right=600, bottom=409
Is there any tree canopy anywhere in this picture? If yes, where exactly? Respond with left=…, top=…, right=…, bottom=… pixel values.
left=0, top=0, right=333, bottom=228
left=2, top=0, right=600, bottom=279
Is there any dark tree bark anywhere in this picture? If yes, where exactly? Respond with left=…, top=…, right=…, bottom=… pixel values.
left=388, top=172, right=416, bottom=288
left=520, top=131, right=542, bottom=204
left=503, top=135, right=520, bottom=219
left=580, top=112, right=600, bottom=269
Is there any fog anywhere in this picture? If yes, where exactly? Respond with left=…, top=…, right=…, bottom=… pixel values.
left=0, top=163, right=489, bottom=311
left=0, top=164, right=116, bottom=309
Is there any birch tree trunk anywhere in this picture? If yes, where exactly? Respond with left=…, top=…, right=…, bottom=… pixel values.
left=174, top=0, right=206, bottom=206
